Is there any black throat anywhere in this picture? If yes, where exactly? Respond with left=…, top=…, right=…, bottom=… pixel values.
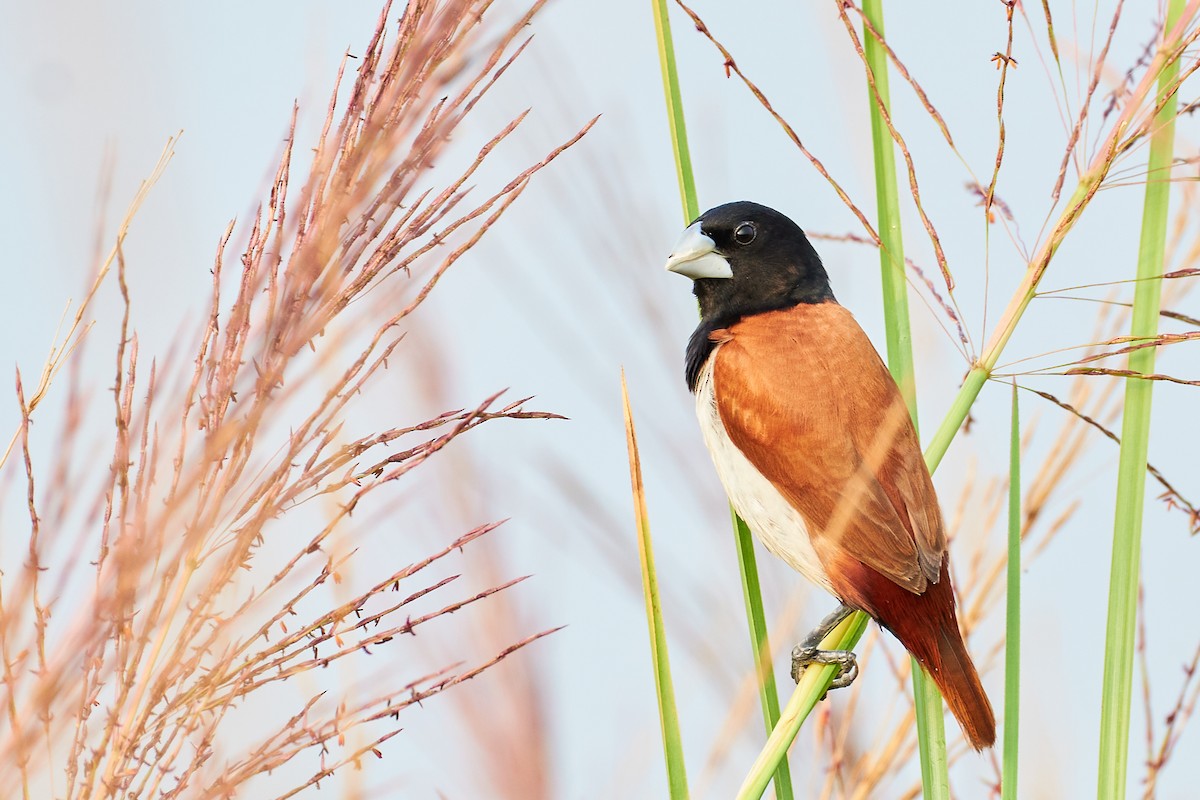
left=684, top=318, right=723, bottom=392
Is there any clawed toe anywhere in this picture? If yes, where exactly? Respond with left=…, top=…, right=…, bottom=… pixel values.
left=828, top=658, right=858, bottom=689
left=790, top=644, right=858, bottom=693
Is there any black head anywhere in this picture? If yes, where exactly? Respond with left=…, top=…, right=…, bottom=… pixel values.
left=666, top=201, right=836, bottom=390
left=665, top=201, right=835, bottom=325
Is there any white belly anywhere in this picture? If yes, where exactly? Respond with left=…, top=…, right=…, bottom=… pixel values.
left=694, top=356, right=834, bottom=594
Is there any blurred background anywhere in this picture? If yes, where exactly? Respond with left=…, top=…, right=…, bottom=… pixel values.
left=1, top=1, right=1197, bottom=797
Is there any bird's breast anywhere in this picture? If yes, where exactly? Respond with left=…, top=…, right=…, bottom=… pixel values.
left=694, top=352, right=833, bottom=594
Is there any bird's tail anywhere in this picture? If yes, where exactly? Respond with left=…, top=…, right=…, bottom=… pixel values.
left=863, top=568, right=996, bottom=749
left=915, top=624, right=996, bottom=751
left=827, top=554, right=996, bottom=749
left=887, top=567, right=996, bottom=750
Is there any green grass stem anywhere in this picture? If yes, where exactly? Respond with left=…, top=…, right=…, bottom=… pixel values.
left=622, top=373, right=690, bottom=799
left=861, top=1, right=949, bottom=794
left=651, top=0, right=699, bottom=222
left=735, top=612, right=870, bottom=800
left=1097, top=2, right=1184, bottom=796
left=731, top=513, right=795, bottom=800
left=1002, top=382, right=1022, bottom=800
left=862, top=0, right=916, bottom=404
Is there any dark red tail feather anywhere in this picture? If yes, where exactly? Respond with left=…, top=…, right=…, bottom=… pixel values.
left=827, top=554, right=996, bottom=749
left=926, top=622, right=996, bottom=750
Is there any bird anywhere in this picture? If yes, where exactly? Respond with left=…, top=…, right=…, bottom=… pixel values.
left=664, top=200, right=996, bottom=750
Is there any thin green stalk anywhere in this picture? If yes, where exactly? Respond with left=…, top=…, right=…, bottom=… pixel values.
left=732, top=513, right=794, bottom=800
left=910, top=672, right=949, bottom=796
left=863, top=0, right=915, bottom=402
left=1002, top=382, right=1021, bottom=800
left=736, top=612, right=870, bottom=800
left=649, top=4, right=791, bottom=798
left=651, top=0, right=698, bottom=222
left=1098, top=3, right=1183, bottom=796
left=622, top=373, right=689, bottom=799
left=862, top=1, right=949, bottom=795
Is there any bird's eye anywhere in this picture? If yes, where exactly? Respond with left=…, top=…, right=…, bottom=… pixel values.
left=733, top=222, right=756, bottom=245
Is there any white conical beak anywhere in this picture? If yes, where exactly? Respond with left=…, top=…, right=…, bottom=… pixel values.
left=664, top=221, right=732, bottom=280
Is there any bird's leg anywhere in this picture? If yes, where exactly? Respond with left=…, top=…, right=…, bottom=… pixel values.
left=790, top=603, right=858, bottom=690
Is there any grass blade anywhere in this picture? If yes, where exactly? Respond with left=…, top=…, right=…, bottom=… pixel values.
left=861, top=1, right=949, bottom=795
left=910, top=672, right=949, bottom=798
left=862, top=1, right=923, bottom=400
left=621, top=372, right=689, bottom=799
left=1097, top=2, right=1185, bottom=796
left=649, top=4, right=792, bottom=797
left=735, top=613, right=870, bottom=800
left=731, top=514, right=795, bottom=800
left=1003, top=382, right=1022, bottom=800
left=650, top=0, right=699, bottom=222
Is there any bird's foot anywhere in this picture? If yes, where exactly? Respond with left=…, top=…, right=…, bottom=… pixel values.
left=790, top=645, right=858, bottom=692
left=790, top=602, right=859, bottom=696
